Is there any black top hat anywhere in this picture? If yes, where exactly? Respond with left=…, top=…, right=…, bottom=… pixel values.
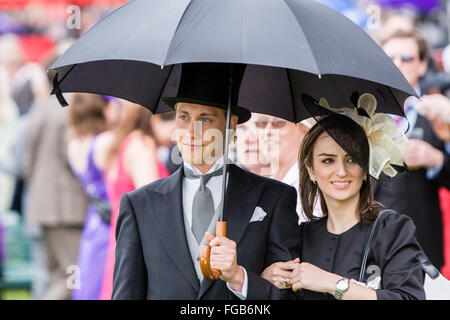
left=162, top=63, right=251, bottom=124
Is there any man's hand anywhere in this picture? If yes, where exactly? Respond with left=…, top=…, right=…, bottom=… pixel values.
left=403, top=139, right=444, bottom=169
left=417, top=94, right=450, bottom=122
left=261, top=258, right=300, bottom=289
left=205, top=232, right=244, bottom=292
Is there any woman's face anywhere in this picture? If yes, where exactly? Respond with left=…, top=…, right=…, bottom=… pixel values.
left=308, top=132, right=365, bottom=204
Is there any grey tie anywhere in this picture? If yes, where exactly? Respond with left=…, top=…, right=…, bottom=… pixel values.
left=184, top=166, right=223, bottom=243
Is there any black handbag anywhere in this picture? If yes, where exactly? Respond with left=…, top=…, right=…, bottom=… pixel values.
left=359, top=209, right=439, bottom=283
left=88, top=196, right=112, bottom=225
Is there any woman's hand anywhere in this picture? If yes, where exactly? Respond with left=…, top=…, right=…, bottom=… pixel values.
left=205, top=232, right=244, bottom=292
left=290, top=261, right=341, bottom=294
left=261, top=258, right=300, bottom=289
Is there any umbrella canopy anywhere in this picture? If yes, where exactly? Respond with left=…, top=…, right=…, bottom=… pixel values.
left=50, top=0, right=416, bottom=122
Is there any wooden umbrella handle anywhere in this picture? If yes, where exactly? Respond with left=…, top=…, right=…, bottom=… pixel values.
left=199, top=221, right=227, bottom=280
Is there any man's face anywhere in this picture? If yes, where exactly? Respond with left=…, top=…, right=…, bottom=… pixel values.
left=382, top=37, right=427, bottom=88
left=254, top=114, right=308, bottom=165
left=235, top=114, right=270, bottom=174
left=174, top=102, right=237, bottom=166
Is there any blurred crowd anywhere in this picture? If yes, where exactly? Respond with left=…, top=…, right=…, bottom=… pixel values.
left=0, top=0, right=449, bottom=299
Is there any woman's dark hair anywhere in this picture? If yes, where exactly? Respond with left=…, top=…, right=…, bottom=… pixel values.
left=105, top=103, right=154, bottom=167
left=299, top=117, right=383, bottom=223
left=68, top=93, right=108, bottom=137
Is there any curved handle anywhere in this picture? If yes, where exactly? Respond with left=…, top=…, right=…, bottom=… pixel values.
left=200, top=221, right=227, bottom=281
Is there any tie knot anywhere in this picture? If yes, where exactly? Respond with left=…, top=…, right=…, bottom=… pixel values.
left=199, top=174, right=212, bottom=187
left=183, top=165, right=224, bottom=186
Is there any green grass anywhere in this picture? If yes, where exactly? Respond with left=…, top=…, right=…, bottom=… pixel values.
left=1, top=289, right=31, bottom=300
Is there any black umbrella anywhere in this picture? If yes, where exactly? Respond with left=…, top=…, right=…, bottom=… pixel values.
left=49, top=0, right=416, bottom=280
left=50, top=0, right=415, bottom=120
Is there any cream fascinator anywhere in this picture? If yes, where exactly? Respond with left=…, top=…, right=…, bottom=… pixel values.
left=302, top=93, right=409, bottom=183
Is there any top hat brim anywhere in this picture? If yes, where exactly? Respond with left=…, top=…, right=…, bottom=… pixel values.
left=162, top=96, right=251, bottom=124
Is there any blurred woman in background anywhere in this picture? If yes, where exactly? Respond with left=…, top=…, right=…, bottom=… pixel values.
left=100, top=103, right=170, bottom=300
left=67, top=93, right=120, bottom=300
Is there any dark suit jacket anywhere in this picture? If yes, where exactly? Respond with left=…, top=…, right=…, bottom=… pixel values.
left=373, top=115, right=450, bottom=268
left=112, top=164, right=301, bottom=300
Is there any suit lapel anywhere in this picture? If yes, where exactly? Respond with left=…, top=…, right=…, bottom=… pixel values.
left=150, top=167, right=200, bottom=292
left=224, top=165, right=265, bottom=245
left=198, top=165, right=264, bottom=299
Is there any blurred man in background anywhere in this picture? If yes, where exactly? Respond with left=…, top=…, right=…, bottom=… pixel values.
left=375, top=29, right=450, bottom=270
left=235, top=113, right=271, bottom=177
left=150, top=111, right=179, bottom=174
left=22, top=57, right=88, bottom=300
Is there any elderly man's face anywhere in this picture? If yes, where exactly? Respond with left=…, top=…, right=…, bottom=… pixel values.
left=382, top=37, right=427, bottom=88
left=235, top=114, right=270, bottom=175
left=253, top=114, right=308, bottom=166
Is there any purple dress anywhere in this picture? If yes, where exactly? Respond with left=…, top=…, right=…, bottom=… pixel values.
left=70, top=136, right=111, bottom=300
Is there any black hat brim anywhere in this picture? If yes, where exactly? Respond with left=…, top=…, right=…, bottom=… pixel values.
left=162, top=96, right=251, bottom=124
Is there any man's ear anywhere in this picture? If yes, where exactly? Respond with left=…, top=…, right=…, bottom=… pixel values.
left=230, top=114, right=239, bottom=130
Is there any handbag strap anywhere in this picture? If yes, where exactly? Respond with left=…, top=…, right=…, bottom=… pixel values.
left=359, top=209, right=440, bottom=282
left=359, top=209, right=388, bottom=282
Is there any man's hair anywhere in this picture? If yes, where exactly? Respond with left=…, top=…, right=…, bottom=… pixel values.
left=174, top=102, right=237, bottom=120
left=379, top=29, right=429, bottom=62
left=158, top=111, right=176, bottom=121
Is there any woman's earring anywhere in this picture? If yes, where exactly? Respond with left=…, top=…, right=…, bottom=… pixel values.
left=311, top=177, right=317, bottom=184
left=234, top=135, right=237, bottom=143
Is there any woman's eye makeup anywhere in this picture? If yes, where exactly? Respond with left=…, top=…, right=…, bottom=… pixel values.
left=319, top=157, right=353, bottom=164
left=317, top=153, right=358, bottom=168
left=321, top=158, right=334, bottom=164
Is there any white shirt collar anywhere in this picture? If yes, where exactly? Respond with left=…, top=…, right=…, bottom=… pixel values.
left=183, top=156, right=225, bottom=175
left=280, top=162, right=299, bottom=186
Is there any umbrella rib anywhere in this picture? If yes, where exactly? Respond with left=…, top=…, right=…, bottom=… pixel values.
left=153, top=65, right=175, bottom=113
left=280, top=0, right=321, bottom=75
left=285, top=68, right=298, bottom=123
left=76, top=1, right=134, bottom=47
left=161, top=0, right=195, bottom=68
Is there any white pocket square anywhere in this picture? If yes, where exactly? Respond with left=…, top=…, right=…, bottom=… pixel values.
left=250, top=206, right=267, bottom=223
